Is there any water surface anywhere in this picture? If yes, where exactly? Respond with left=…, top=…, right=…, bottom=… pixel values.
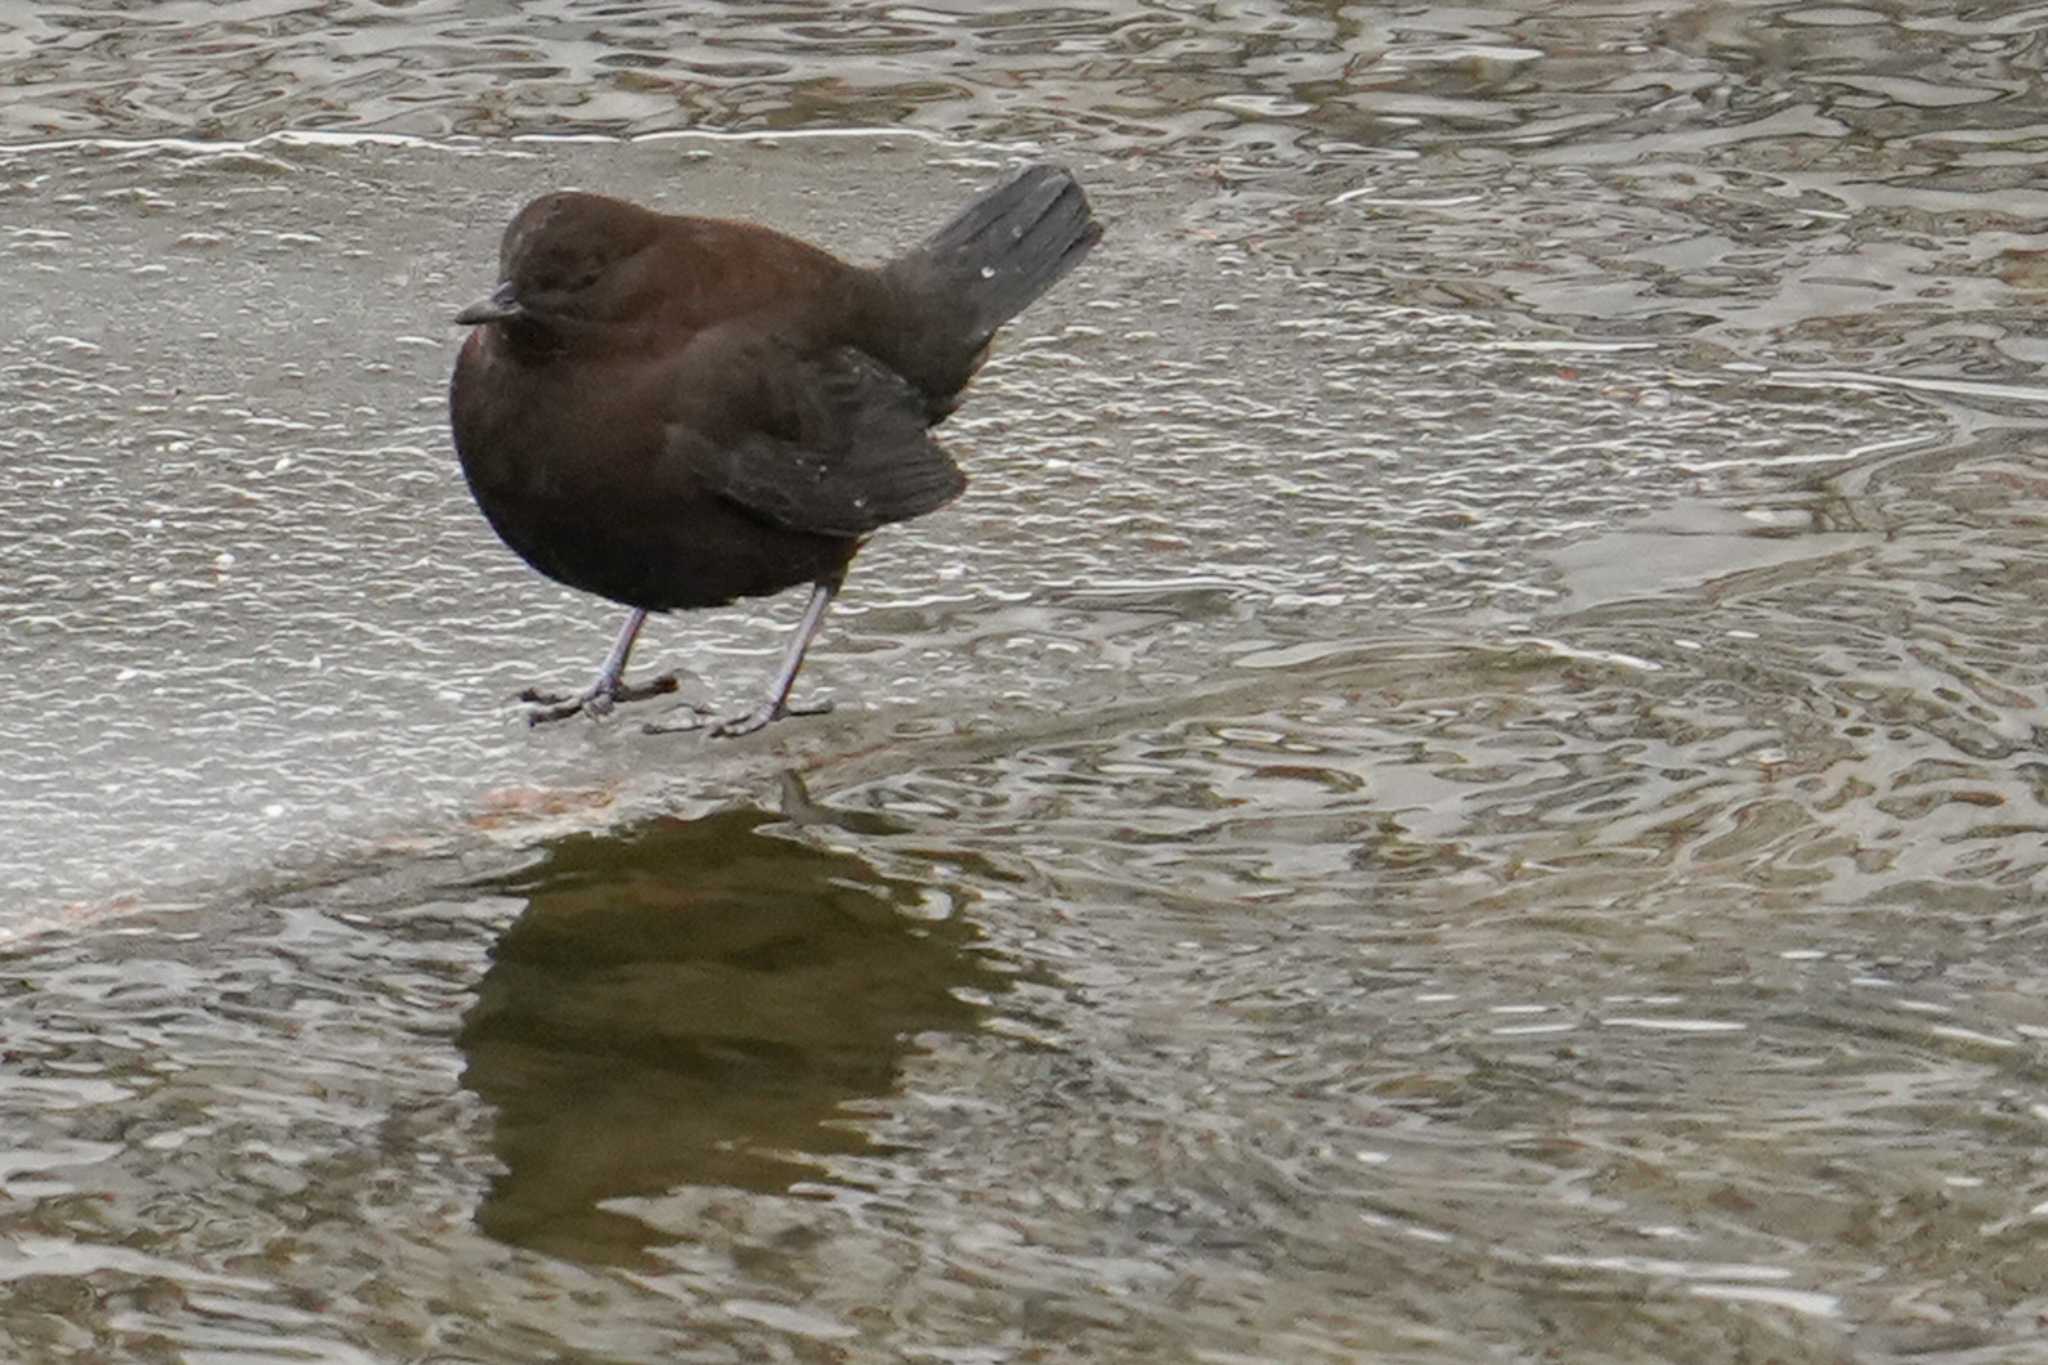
left=5, top=3, right=2048, bottom=1362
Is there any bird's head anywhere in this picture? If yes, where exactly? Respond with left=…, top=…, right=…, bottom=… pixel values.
left=456, top=191, right=659, bottom=337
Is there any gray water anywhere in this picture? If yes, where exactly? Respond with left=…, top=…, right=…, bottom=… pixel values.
left=5, top=3, right=2048, bottom=1361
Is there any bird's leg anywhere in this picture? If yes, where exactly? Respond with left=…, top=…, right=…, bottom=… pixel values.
left=519, top=607, right=681, bottom=724
left=707, top=578, right=841, bottom=739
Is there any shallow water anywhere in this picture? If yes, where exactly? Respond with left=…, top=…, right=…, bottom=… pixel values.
left=6, top=2, right=2048, bottom=1361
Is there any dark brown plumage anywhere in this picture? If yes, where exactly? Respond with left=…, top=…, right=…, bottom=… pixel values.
left=449, top=164, right=1102, bottom=736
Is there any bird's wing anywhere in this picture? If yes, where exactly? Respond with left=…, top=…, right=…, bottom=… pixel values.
left=670, top=339, right=968, bottom=538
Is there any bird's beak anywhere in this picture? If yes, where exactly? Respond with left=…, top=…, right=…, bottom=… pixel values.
left=455, top=281, right=523, bottom=326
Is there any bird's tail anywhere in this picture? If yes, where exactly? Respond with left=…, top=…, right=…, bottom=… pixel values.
left=879, top=164, right=1103, bottom=410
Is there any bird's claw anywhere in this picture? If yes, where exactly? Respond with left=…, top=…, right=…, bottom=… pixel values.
left=523, top=695, right=590, bottom=725
left=706, top=696, right=835, bottom=740
left=518, top=672, right=680, bottom=726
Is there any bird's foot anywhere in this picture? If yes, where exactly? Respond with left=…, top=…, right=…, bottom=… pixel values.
left=518, top=672, right=680, bottom=725
left=706, top=696, right=836, bottom=740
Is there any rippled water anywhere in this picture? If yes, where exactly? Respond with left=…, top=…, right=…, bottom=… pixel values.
left=6, top=2, right=2048, bottom=1361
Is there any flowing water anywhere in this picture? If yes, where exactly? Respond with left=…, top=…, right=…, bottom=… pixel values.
left=5, top=2, right=2048, bottom=1360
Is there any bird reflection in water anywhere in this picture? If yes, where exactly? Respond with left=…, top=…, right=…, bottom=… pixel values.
left=458, top=798, right=1007, bottom=1265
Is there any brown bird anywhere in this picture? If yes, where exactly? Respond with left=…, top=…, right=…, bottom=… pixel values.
left=449, top=164, right=1102, bottom=736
